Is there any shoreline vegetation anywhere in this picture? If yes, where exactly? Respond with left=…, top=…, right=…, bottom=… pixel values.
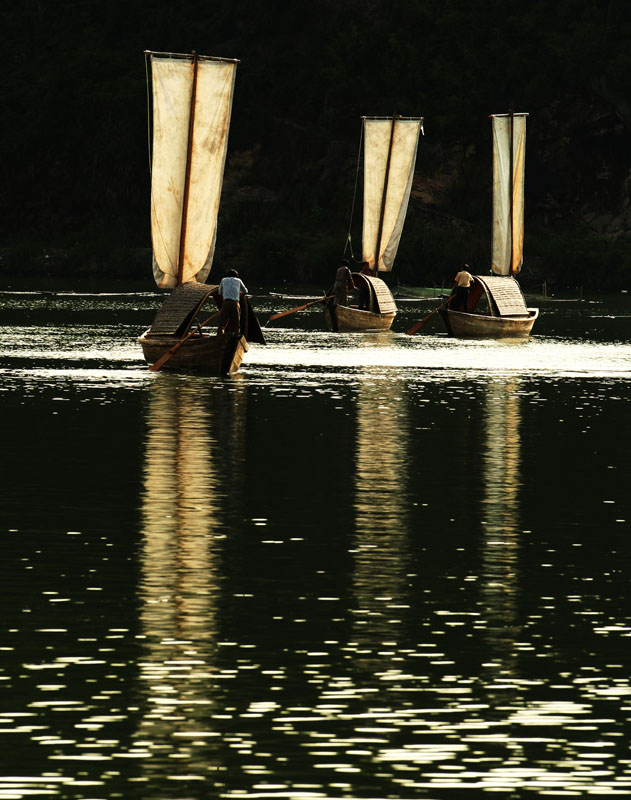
left=1, top=267, right=622, bottom=305
left=3, top=3, right=631, bottom=295
left=1, top=229, right=629, bottom=295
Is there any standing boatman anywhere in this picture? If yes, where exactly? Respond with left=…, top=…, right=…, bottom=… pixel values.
left=217, top=268, right=248, bottom=335
left=332, top=259, right=356, bottom=306
left=453, top=264, right=473, bottom=312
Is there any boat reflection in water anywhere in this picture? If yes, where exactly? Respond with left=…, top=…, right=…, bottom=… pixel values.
left=350, top=371, right=412, bottom=672
left=134, top=376, right=246, bottom=788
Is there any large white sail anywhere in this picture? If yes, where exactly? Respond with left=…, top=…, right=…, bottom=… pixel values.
left=491, top=113, right=526, bottom=276
left=149, top=53, right=237, bottom=288
left=362, top=117, right=422, bottom=272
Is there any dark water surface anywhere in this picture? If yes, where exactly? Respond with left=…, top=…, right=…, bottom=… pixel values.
left=1, top=285, right=630, bottom=799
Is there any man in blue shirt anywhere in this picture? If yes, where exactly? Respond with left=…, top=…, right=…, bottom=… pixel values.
left=217, top=269, right=248, bottom=335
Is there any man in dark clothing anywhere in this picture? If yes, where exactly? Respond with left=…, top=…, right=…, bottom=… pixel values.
left=333, top=260, right=355, bottom=306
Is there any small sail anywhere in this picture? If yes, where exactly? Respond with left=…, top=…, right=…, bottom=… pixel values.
left=362, top=117, right=422, bottom=272
left=491, top=113, right=527, bottom=276
left=149, top=53, right=237, bottom=288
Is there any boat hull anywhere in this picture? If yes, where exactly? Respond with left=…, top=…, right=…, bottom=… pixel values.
left=439, top=308, right=539, bottom=338
left=325, top=303, right=396, bottom=332
left=138, top=331, right=248, bottom=375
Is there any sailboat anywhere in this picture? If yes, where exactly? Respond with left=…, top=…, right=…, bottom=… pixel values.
left=325, top=115, right=423, bottom=332
left=439, top=112, right=539, bottom=338
left=138, top=50, right=264, bottom=374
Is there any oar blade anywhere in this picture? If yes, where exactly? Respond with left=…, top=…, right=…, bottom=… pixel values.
left=405, top=296, right=452, bottom=335
left=268, top=304, right=308, bottom=321
left=149, top=351, right=174, bottom=372
left=405, top=318, right=427, bottom=336
left=268, top=295, right=330, bottom=323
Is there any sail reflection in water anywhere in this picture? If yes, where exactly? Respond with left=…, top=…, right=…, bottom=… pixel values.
left=135, top=377, right=246, bottom=786
left=480, top=379, right=522, bottom=692
left=351, top=374, right=411, bottom=670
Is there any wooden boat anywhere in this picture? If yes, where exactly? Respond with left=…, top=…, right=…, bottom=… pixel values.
left=138, top=50, right=264, bottom=374
left=328, top=115, right=423, bottom=332
left=138, top=281, right=264, bottom=375
left=324, top=273, right=397, bottom=331
left=439, top=275, right=538, bottom=338
left=440, top=111, right=539, bottom=338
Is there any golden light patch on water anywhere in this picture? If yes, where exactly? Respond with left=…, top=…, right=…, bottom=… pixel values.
left=247, top=329, right=631, bottom=379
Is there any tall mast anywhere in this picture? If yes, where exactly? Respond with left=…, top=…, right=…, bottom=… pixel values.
left=373, top=116, right=397, bottom=277
left=508, top=108, right=514, bottom=278
left=176, top=52, right=199, bottom=286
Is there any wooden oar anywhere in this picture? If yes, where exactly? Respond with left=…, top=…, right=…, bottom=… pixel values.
left=405, top=295, right=452, bottom=336
left=268, top=294, right=332, bottom=322
left=149, top=310, right=221, bottom=372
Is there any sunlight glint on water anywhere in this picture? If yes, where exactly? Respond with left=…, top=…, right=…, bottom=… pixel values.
left=0, top=289, right=630, bottom=799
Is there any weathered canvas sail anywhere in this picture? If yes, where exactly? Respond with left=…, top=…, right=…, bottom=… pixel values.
left=149, top=53, right=237, bottom=288
left=491, top=113, right=526, bottom=276
left=362, top=117, right=422, bottom=272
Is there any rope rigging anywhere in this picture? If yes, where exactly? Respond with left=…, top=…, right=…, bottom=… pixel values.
left=343, top=120, right=364, bottom=263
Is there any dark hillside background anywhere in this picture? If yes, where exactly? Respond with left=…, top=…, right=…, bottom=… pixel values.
left=2, top=0, right=631, bottom=290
